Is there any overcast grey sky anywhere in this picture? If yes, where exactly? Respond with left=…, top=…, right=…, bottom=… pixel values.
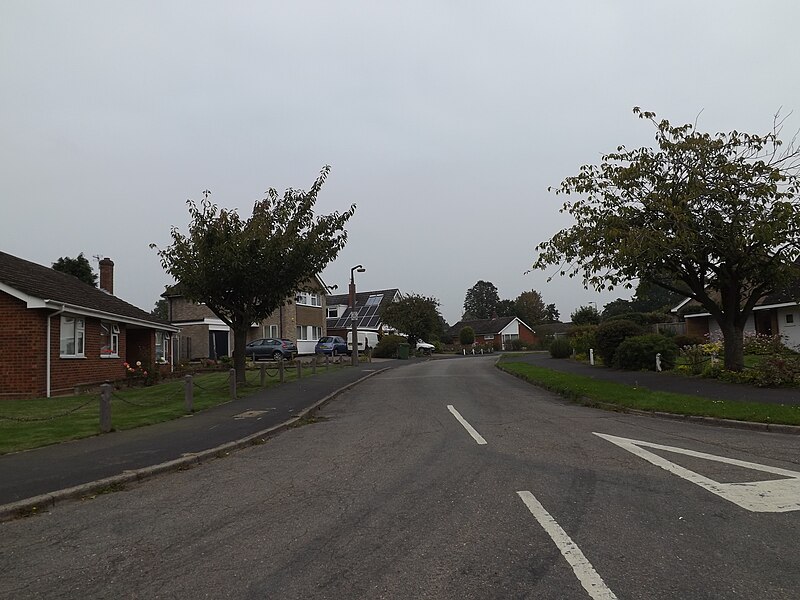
left=2, top=1, right=799, bottom=324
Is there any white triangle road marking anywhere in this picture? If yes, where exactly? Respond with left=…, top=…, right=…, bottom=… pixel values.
left=594, top=432, right=800, bottom=513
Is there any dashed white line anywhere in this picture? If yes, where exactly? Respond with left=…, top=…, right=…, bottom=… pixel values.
left=517, top=491, right=618, bottom=600
left=446, top=405, right=487, bottom=445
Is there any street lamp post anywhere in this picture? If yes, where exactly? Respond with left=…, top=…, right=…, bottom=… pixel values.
left=350, top=265, right=365, bottom=366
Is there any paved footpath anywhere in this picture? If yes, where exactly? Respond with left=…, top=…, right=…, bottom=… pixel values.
left=0, top=362, right=395, bottom=512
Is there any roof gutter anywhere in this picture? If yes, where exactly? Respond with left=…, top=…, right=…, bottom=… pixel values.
left=42, top=300, right=179, bottom=332
left=46, top=303, right=66, bottom=398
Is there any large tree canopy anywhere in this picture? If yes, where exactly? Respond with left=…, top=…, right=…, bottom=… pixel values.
left=533, top=108, right=800, bottom=370
left=52, top=253, right=97, bottom=287
left=153, top=166, right=355, bottom=382
left=514, top=290, right=547, bottom=325
left=463, top=280, right=500, bottom=319
left=381, top=293, right=442, bottom=346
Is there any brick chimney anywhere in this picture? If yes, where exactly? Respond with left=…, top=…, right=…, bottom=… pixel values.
left=99, top=258, right=114, bottom=294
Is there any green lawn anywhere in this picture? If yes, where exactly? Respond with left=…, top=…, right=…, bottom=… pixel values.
left=0, top=362, right=347, bottom=455
left=497, top=360, right=800, bottom=426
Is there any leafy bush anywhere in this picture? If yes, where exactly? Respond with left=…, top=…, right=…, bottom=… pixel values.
left=673, top=334, right=705, bottom=348
left=748, top=354, right=800, bottom=387
left=595, top=319, right=644, bottom=365
left=613, top=334, right=678, bottom=371
left=743, top=333, right=790, bottom=355
left=459, top=326, right=475, bottom=346
left=372, top=335, right=406, bottom=358
left=568, top=324, right=598, bottom=355
left=603, top=312, right=663, bottom=326
left=680, top=344, right=707, bottom=375
left=549, top=337, right=572, bottom=358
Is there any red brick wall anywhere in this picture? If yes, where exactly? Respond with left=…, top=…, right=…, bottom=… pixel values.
left=0, top=291, right=162, bottom=398
left=0, top=293, right=46, bottom=398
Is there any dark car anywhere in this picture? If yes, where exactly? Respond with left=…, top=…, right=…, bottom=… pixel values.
left=244, top=338, right=297, bottom=361
left=315, top=335, right=348, bottom=356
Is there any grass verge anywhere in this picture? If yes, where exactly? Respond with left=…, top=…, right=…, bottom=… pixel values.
left=497, top=360, right=800, bottom=426
left=0, top=362, right=348, bottom=455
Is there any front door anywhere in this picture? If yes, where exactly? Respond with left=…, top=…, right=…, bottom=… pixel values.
left=209, top=331, right=229, bottom=359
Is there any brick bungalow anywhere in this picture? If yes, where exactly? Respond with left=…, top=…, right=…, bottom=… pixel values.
left=0, top=251, right=178, bottom=399
left=448, top=316, right=538, bottom=350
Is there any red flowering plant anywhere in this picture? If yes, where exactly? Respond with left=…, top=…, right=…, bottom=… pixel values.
left=123, top=360, right=157, bottom=386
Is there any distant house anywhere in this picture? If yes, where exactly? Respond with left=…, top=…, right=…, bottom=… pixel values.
left=673, top=288, right=800, bottom=349
left=0, top=252, right=177, bottom=399
left=325, top=288, right=401, bottom=338
left=448, top=316, right=538, bottom=350
left=163, top=276, right=328, bottom=359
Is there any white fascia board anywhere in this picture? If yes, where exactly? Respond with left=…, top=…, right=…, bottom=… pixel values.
left=754, top=301, right=800, bottom=311
left=42, top=300, right=179, bottom=332
left=684, top=312, right=711, bottom=318
left=671, top=297, right=693, bottom=313
left=0, top=282, right=48, bottom=308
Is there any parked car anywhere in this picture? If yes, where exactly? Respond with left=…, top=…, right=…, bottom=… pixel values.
left=315, top=336, right=348, bottom=356
left=416, top=340, right=435, bottom=354
left=244, top=338, right=297, bottom=361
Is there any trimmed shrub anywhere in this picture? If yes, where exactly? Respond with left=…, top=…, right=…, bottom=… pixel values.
left=549, top=337, right=571, bottom=358
left=749, top=354, right=800, bottom=387
left=459, top=326, right=475, bottom=346
left=604, top=311, right=664, bottom=327
left=743, top=333, right=791, bottom=356
left=372, top=335, right=406, bottom=358
left=596, top=319, right=644, bottom=366
left=613, top=334, right=678, bottom=371
left=673, top=334, right=705, bottom=348
left=568, top=324, right=598, bottom=355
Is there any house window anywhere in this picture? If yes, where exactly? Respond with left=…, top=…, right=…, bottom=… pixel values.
left=327, top=306, right=339, bottom=318
left=786, top=314, right=795, bottom=326
left=484, top=335, right=495, bottom=341
left=155, top=332, right=170, bottom=363
left=296, top=325, right=322, bottom=341
left=100, top=321, right=120, bottom=357
left=296, top=292, right=322, bottom=307
left=365, top=294, right=383, bottom=307
left=265, top=324, right=278, bottom=338
left=60, top=316, right=85, bottom=357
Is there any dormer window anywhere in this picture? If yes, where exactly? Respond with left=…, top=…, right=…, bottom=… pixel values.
left=296, top=292, right=322, bottom=307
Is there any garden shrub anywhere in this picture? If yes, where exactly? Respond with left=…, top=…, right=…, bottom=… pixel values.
left=604, top=312, right=664, bottom=327
left=549, top=337, right=571, bottom=358
left=748, top=354, right=800, bottom=387
left=679, top=344, right=707, bottom=375
left=459, top=326, right=475, bottom=346
left=372, top=335, right=406, bottom=358
left=568, top=324, right=598, bottom=355
left=595, top=319, right=644, bottom=366
left=673, top=334, right=705, bottom=348
left=613, top=334, right=678, bottom=371
left=742, top=333, right=790, bottom=356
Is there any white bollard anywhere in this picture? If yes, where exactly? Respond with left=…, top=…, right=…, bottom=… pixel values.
left=589, top=349, right=594, bottom=366
left=655, top=353, right=662, bottom=372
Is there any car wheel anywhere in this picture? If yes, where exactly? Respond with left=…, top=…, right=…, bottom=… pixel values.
left=272, top=350, right=283, bottom=361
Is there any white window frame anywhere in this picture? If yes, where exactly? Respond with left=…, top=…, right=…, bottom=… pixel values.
left=100, top=321, right=120, bottom=358
left=265, top=324, right=279, bottom=338
left=786, top=313, right=795, bottom=327
left=296, top=325, right=323, bottom=341
left=155, top=332, right=170, bottom=363
left=296, top=292, right=322, bottom=307
left=327, top=306, right=339, bottom=318
left=60, top=316, right=85, bottom=358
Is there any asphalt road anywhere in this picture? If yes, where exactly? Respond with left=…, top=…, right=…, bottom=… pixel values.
left=2, top=357, right=799, bottom=599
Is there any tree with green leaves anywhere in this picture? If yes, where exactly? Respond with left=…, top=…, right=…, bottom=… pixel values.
left=544, top=303, right=560, bottom=323
left=514, top=290, right=547, bottom=325
left=534, top=108, right=800, bottom=370
left=463, top=280, right=499, bottom=319
left=52, top=253, right=97, bottom=287
left=151, top=298, right=169, bottom=321
left=153, top=167, right=355, bottom=383
left=495, top=298, right=516, bottom=317
left=570, top=305, right=601, bottom=325
left=381, top=293, right=443, bottom=347
left=459, top=326, right=475, bottom=346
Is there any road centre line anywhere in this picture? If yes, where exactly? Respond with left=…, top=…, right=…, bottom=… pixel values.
left=446, top=405, right=487, bottom=445
left=517, top=491, right=619, bottom=600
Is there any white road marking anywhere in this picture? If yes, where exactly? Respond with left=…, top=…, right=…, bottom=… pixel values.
left=446, top=405, right=487, bottom=445
left=517, top=491, right=618, bottom=600
left=594, top=432, right=800, bottom=513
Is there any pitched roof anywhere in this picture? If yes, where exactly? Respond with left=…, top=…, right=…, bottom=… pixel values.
left=449, top=316, right=521, bottom=336
left=326, top=288, right=400, bottom=330
left=0, top=251, right=175, bottom=330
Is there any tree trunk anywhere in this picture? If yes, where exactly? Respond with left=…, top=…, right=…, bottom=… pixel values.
left=719, top=319, right=745, bottom=372
left=232, top=326, right=248, bottom=385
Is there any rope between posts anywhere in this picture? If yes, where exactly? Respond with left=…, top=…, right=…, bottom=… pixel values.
left=110, top=385, right=183, bottom=408
left=0, top=396, right=97, bottom=422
